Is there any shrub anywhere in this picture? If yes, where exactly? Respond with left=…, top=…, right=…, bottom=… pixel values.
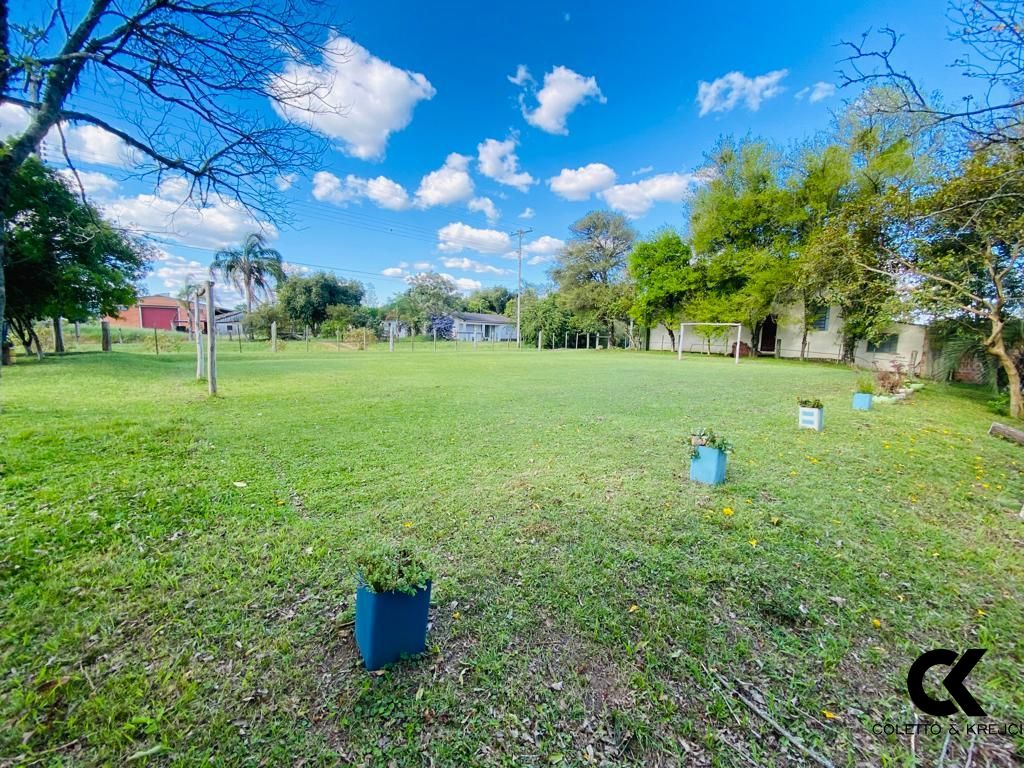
left=875, top=369, right=902, bottom=394
left=988, top=392, right=1010, bottom=416
left=855, top=373, right=876, bottom=394
left=354, top=540, right=431, bottom=595
left=689, top=427, right=734, bottom=458
left=428, top=314, right=455, bottom=340
left=797, top=397, right=823, bottom=409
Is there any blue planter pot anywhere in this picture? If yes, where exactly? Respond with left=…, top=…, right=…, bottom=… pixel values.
left=690, top=445, right=727, bottom=485
left=355, top=580, right=431, bottom=671
left=852, top=393, right=873, bottom=411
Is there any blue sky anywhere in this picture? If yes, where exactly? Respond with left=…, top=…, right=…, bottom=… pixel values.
left=3, top=0, right=971, bottom=307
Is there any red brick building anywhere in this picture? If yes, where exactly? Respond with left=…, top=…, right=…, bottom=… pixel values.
left=105, top=295, right=208, bottom=333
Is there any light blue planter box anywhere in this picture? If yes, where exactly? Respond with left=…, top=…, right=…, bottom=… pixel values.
left=798, top=407, right=824, bottom=431
left=690, top=445, right=727, bottom=485
left=853, top=393, right=873, bottom=410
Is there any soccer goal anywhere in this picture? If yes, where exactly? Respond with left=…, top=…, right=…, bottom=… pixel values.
left=677, top=322, right=744, bottom=364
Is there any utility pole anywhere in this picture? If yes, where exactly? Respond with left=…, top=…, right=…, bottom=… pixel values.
left=511, top=228, right=532, bottom=349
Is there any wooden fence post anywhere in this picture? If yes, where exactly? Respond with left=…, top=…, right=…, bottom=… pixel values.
left=194, top=295, right=204, bottom=379
left=271, top=320, right=277, bottom=353
left=101, top=320, right=111, bottom=352
left=206, top=280, right=217, bottom=395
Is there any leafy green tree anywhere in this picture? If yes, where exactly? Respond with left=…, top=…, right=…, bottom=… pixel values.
left=407, top=273, right=462, bottom=328
left=3, top=158, right=148, bottom=356
left=243, top=303, right=288, bottom=339
left=874, top=146, right=1024, bottom=417
left=466, top=286, right=513, bottom=315
left=629, top=230, right=702, bottom=351
left=278, top=272, right=364, bottom=335
left=690, top=141, right=800, bottom=345
left=211, top=233, right=286, bottom=315
left=551, top=211, right=636, bottom=345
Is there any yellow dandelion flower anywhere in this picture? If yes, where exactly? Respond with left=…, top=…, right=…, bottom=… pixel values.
left=723, top=507, right=734, bottom=516
left=453, top=611, right=461, bottom=619
left=402, top=521, right=414, bottom=528
left=771, top=516, right=781, bottom=525
left=977, top=608, right=987, bottom=617
left=628, top=604, right=639, bottom=613
left=822, top=710, right=838, bottom=720
left=749, top=538, right=758, bottom=547
left=872, top=618, right=881, bottom=629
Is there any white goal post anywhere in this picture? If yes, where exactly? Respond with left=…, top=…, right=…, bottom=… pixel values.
left=677, top=322, right=743, bottom=364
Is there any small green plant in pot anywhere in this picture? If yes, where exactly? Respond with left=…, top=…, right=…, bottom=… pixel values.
left=689, top=427, right=733, bottom=485
left=853, top=373, right=875, bottom=411
left=354, top=540, right=432, bottom=671
left=797, top=397, right=824, bottom=431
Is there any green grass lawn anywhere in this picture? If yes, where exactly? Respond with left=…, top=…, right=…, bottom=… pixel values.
left=1, top=345, right=1022, bottom=766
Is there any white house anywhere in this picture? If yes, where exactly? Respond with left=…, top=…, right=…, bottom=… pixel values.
left=648, top=303, right=931, bottom=375
left=450, top=312, right=517, bottom=342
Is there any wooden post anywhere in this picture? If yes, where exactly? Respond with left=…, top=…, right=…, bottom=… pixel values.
left=154, top=327, right=159, bottom=355
left=101, top=320, right=111, bottom=352
left=74, top=321, right=81, bottom=343
left=538, top=331, right=542, bottom=350
left=205, top=280, right=217, bottom=395
left=195, top=296, right=204, bottom=379
left=735, top=324, right=742, bottom=365
left=678, top=323, right=685, bottom=361
left=238, top=333, right=242, bottom=353
left=989, top=422, right=1024, bottom=445
left=271, top=320, right=277, bottom=353
left=389, top=324, right=394, bottom=352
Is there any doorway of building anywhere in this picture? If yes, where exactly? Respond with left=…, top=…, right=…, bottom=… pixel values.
left=759, top=315, right=778, bottom=355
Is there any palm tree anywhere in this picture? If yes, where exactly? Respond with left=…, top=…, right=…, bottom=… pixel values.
left=211, top=233, right=286, bottom=314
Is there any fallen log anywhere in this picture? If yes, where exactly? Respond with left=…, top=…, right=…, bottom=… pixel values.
left=989, top=422, right=1024, bottom=445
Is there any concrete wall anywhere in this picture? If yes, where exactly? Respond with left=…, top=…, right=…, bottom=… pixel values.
left=648, top=304, right=931, bottom=375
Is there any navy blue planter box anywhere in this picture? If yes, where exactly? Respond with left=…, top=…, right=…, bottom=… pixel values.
left=355, top=581, right=431, bottom=671
left=852, top=393, right=873, bottom=411
left=690, top=446, right=727, bottom=485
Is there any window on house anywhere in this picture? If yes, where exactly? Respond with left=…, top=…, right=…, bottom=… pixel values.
left=807, top=301, right=829, bottom=331
left=867, top=334, right=899, bottom=353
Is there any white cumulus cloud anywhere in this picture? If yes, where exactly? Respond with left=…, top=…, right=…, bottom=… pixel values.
left=523, top=235, right=565, bottom=265
left=696, top=69, right=788, bottom=116
left=437, top=222, right=511, bottom=254
left=440, top=272, right=483, bottom=292
left=440, top=256, right=510, bottom=275
left=415, top=152, right=474, bottom=207
left=548, top=162, right=617, bottom=201
left=103, top=178, right=275, bottom=249
left=272, top=34, right=435, bottom=160
left=519, top=65, right=605, bottom=135
left=796, top=81, right=836, bottom=103
left=1, top=103, right=140, bottom=169
left=507, top=64, right=534, bottom=87
left=518, top=207, right=535, bottom=219
left=468, top=196, right=500, bottom=223
left=600, top=171, right=711, bottom=218
left=57, top=169, right=119, bottom=195
left=477, top=136, right=535, bottom=191
left=312, top=170, right=412, bottom=210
